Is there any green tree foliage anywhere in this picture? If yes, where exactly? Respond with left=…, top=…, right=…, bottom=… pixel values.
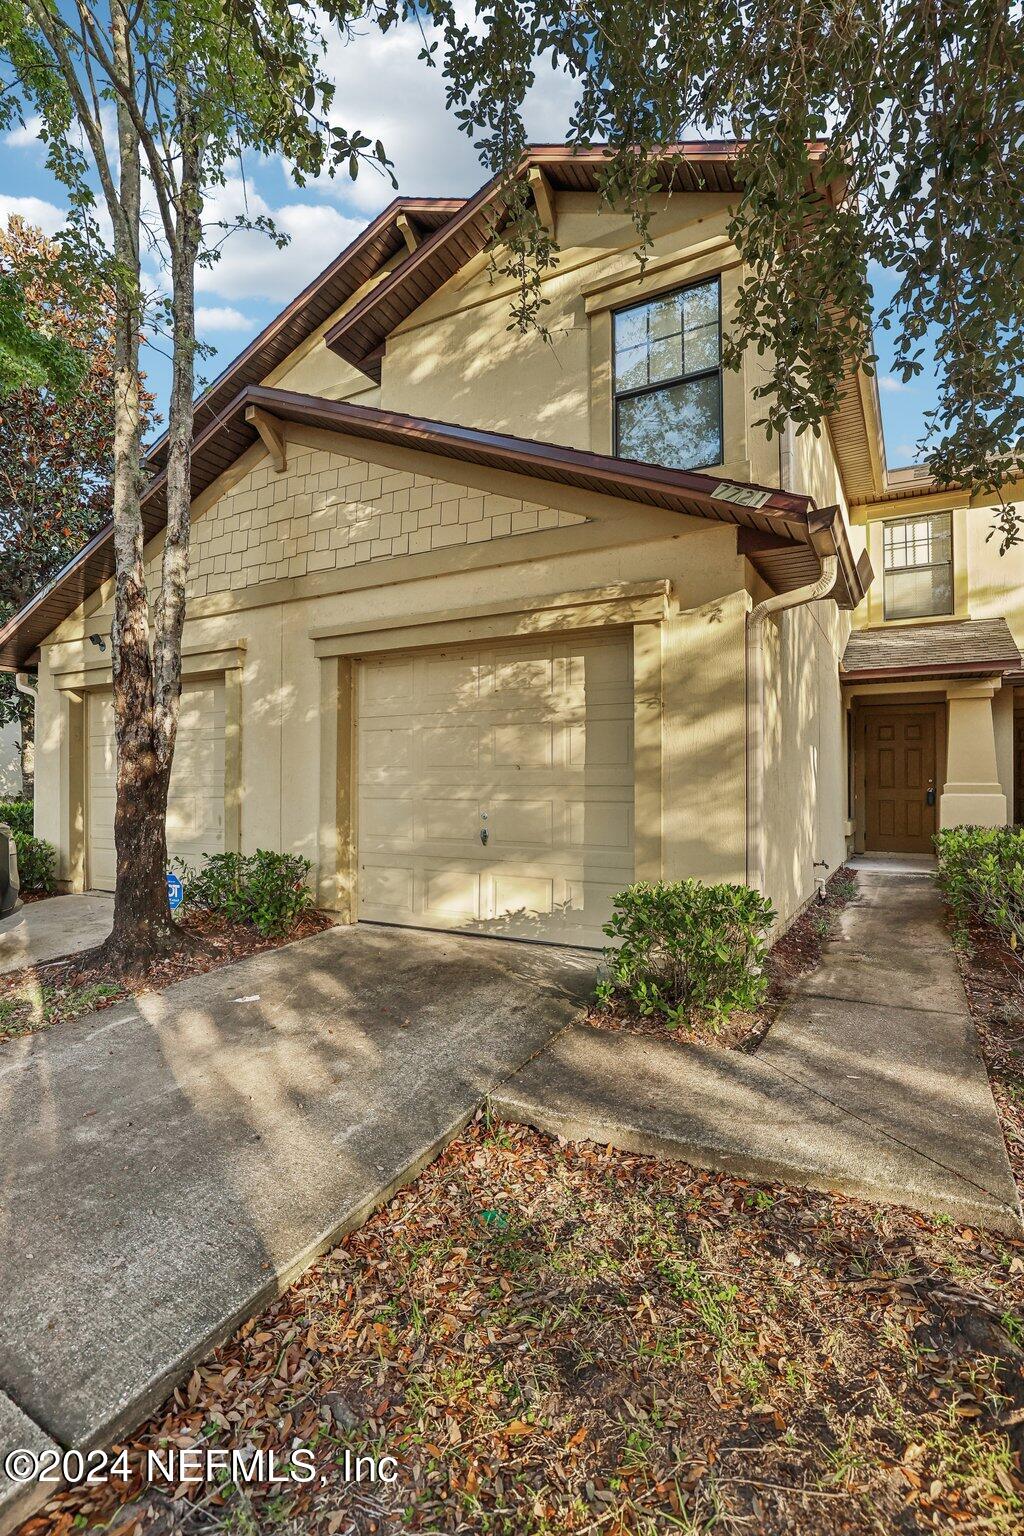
left=0, top=0, right=394, bottom=969
left=364, top=1, right=1024, bottom=540
left=0, top=219, right=154, bottom=776
left=0, top=269, right=84, bottom=400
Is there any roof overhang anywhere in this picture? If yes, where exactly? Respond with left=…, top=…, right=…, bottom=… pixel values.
left=842, top=659, right=1020, bottom=682
left=145, top=196, right=465, bottom=470
left=324, top=143, right=830, bottom=385
left=0, top=385, right=869, bottom=672
left=317, top=141, right=886, bottom=506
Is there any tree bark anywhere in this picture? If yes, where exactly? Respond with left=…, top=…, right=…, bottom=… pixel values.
left=97, top=2, right=178, bottom=972
left=18, top=695, right=34, bottom=799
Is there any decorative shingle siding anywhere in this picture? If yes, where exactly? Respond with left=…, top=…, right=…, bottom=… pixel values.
left=178, top=447, right=587, bottom=599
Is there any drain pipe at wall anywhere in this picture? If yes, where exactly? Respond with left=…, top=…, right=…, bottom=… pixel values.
left=14, top=671, right=36, bottom=705
left=745, top=555, right=839, bottom=896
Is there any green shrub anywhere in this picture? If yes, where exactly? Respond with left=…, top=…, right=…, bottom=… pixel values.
left=596, top=879, right=776, bottom=1028
left=934, top=825, right=1024, bottom=950
left=0, top=799, right=33, bottom=837
left=175, top=849, right=314, bottom=937
left=13, top=833, right=56, bottom=894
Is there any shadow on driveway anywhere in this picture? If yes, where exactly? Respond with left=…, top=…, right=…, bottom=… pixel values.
left=0, top=923, right=594, bottom=1455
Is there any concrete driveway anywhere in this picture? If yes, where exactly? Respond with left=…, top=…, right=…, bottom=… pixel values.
left=0, top=922, right=593, bottom=1517
left=0, top=893, right=113, bottom=975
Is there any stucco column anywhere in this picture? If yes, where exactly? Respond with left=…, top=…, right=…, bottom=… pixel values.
left=940, top=680, right=1008, bottom=827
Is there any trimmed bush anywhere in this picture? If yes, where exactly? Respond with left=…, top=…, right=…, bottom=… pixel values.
left=175, top=849, right=314, bottom=937
left=13, top=833, right=56, bottom=894
left=934, top=825, right=1024, bottom=950
left=596, top=879, right=776, bottom=1028
left=0, top=799, right=33, bottom=837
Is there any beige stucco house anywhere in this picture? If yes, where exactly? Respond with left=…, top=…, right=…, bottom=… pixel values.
left=4, top=143, right=1016, bottom=946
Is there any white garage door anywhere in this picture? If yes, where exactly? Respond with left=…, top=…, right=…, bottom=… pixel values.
left=357, top=633, right=635, bottom=947
left=87, top=681, right=226, bottom=891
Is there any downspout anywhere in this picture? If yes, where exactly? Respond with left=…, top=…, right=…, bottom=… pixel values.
left=14, top=671, right=36, bottom=704
left=745, top=556, right=839, bottom=896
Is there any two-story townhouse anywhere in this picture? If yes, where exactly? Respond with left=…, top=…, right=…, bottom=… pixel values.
left=0, top=144, right=887, bottom=944
left=842, top=475, right=1024, bottom=855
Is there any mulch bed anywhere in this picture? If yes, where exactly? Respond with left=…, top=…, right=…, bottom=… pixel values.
left=0, top=907, right=335, bottom=1046
left=25, top=873, right=1024, bottom=1536
left=951, top=917, right=1024, bottom=1196
left=26, top=1122, right=1024, bottom=1536
left=586, top=866, right=859, bottom=1051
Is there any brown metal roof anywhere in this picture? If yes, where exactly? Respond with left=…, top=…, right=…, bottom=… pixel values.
left=146, top=197, right=464, bottom=468
left=842, top=618, right=1022, bottom=680
left=0, top=385, right=868, bottom=671
left=324, top=143, right=831, bottom=382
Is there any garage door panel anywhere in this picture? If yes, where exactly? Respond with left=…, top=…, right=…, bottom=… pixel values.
left=424, top=866, right=482, bottom=922
left=357, top=633, right=635, bottom=947
left=88, top=682, right=226, bottom=892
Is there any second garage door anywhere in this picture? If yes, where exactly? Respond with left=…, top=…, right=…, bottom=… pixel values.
left=87, top=681, right=227, bottom=891
left=357, top=633, right=635, bottom=947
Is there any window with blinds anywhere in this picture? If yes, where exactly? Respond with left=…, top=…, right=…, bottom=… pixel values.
left=882, top=512, right=954, bottom=621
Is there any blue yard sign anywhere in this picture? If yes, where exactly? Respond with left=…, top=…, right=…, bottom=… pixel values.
left=166, top=871, right=184, bottom=911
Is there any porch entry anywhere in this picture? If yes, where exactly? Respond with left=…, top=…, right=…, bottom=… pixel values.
left=862, top=703, right=942, bottom=855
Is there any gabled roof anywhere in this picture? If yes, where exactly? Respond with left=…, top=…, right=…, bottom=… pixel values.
left=0, top=385, right=869, bottom=671
left=842, top=618, right=1022, bottom=680
left=146, top=197, right=464, bottom=469
left=324, top=143, right=831, bottom=383
left=320, top=142, right=886, bottom=505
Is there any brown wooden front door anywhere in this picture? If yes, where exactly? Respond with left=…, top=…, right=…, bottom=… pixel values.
left=1014, top=711, right=1024, bottom=824
left=863, top=706, right=939, bottom=854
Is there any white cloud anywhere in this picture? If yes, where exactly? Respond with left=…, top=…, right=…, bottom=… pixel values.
left=0, top=194, right=69, bottom=237
left=5, top=115, right=44, bottom=149
left=195, top=178, right=366, bottom=302
left=304, top=13, right=580, bottom=213
left=195, top=304, right=256, bottom=332
left=878, top=374, right=910, bottom=393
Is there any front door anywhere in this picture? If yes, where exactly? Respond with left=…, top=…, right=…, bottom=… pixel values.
left=863, top=705, right=939, bottom=854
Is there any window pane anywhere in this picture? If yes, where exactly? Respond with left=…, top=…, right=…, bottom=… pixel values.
left=884, top=565, right=954, bottom=620
left=616, top=375, right=722, bottom=470
left=649, top=293, right=682, bottom=340
left=684, top=322, right=719, bottom=373
left=881, top=512, right=953, bottom=618
left=883, top=513, right=951, bottom=572
left=614, top=342, right=648, bottom=392
left=682, top=281, right=718, bottom=333
left=613, top=305, right=647, bottom=350
left=648, top=332, right=683, bottom=384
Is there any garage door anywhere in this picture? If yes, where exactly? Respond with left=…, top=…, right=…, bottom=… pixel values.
left=87, top=681, right=226, bottom=891
left=357, top=633, right=635, bottom=947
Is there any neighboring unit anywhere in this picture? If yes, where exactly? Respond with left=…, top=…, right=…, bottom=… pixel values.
left=2, top=145, right=1013, bottom=944
left=842, top=477, right=1024, bottom=850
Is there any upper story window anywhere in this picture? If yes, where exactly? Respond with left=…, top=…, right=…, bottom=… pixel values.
left=882, top=512, right=954, bottom=620
left=613, top=277, right=722, bottom=471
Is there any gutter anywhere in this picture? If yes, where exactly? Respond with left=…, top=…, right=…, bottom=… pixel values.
left=745, top=556, right=840, bottom=897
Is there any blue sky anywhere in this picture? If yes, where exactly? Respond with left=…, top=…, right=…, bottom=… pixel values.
left=0, top=17, right=933, bottom=469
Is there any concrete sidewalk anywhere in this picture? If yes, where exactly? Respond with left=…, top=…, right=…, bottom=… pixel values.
left=493, top=873, right=1022, bottom=1233
left=0, top=923, right=593, bottom=1529
left=0, top=893, right=113, bottom=975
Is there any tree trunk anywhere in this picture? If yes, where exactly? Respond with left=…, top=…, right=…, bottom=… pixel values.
left=18, top=694, right=34, bottom=799
left=97, top=2, right=179, bottom=973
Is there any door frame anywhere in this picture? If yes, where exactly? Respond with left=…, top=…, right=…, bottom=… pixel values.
left=851, top=696, right=947, bottom=854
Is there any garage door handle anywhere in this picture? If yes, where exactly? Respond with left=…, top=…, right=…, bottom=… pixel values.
left=480, top=828, right=489, bottom=845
